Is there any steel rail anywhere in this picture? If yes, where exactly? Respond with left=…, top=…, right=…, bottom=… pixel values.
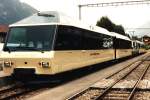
left=106, top=54, right=149, bottom=79
left=1, top=86, right=40, bottom=100
left=0, top=84, right=27, bottom=99
left=127, top=64, right=150, bottom=100
left=94, top=60, right=144, bottom=100
left=67, top=61, right=142, bottom=100
left=0, top=83, right=48, bottom=100
left=66, top=54, right=149, bottom=100
left=0, top=83, right=24, bottom=94
left=106, top=60, right=141, bottom=79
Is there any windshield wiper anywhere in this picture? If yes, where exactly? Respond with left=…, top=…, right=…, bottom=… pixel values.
left=37, top=12, right=55, bottom=17
left=14, top=47, right=45, bottom=53
left=15, top=46, right=38, bottom=50
left=4, top=47, right=11, bottom=53
left=4, top=46, right=45, bottom=53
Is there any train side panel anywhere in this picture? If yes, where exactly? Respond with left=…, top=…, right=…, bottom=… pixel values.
left=116, top=49, right=132, bottom=59
left=51, top=50, right=83, bottom=74
left=51, top=49, right=114, bottom=74
left=139, top=48, right=146, bottom=54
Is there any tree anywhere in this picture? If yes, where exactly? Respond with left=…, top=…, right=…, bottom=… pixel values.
left=113, top=25, right=126, bottom=35
left=96, top=16, right=126, bottom=36
left=96, top=16, right=115, bottom=32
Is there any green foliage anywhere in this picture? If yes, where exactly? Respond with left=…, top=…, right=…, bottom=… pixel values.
left=96, top=16, right=115, bottom=32
left=144, top=45, right=150, bottom=50
left=96, top=16, right=126, bottom=36
left=113, top=25, right=125, bottom=35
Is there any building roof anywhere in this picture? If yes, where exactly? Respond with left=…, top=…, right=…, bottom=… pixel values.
left=0, top=25, right=8, bottom=33
left=143, top=35, right=150, bottom=38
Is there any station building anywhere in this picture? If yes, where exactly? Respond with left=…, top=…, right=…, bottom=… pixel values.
left=0, top=25, right=8, bottom=43
left=143, top=35, right=150, bottom=45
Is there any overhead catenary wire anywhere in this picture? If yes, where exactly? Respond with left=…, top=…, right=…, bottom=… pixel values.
left=79, top=0, right=150, bottom=19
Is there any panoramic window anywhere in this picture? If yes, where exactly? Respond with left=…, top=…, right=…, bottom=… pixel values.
left=54, top=25, right=113, bottom=50
left=54, top=26, right=82, bottom=50
left=116, top=38, right=132, bottom=49
left=83, top=30, right=113, bottom=50
left=4, top=25, right=56, bottom=51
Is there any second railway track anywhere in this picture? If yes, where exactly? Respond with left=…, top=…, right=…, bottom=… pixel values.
left=67, top=54, right=150, bottom=100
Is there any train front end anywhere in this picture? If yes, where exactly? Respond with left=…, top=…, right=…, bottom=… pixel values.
left=0, top=24, right=57, bottom=76
left=0, top=11, right=63, bottom=76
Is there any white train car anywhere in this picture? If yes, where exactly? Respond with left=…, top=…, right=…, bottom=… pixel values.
left=0, top=11, right=117, bottom=76
left=135, top=40, right=145, bottom=54
left=0, top=11, right=144, bottom=77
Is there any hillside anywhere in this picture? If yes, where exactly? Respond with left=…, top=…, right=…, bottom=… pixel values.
left=0, top=0, right=38, bottom=25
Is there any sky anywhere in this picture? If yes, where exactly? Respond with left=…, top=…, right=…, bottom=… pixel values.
left=20, top=0, right=150, bottom=37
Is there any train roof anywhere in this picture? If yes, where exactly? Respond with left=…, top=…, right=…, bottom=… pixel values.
left=10, top=11, right=114, bottom=37
left=111, top=32, right=131, bottom=41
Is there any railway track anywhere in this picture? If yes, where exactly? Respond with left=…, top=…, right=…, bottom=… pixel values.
left=67, top=55, right=150, bottom=100
left=0, top=82, right=38, bottom=99
left=0, top=81, right=55, bottom=100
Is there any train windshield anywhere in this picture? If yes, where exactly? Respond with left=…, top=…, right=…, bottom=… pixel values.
left=4, top=25, right=56, bottom=51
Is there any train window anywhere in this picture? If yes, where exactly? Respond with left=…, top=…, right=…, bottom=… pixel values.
left=54, top=26, right=82, bottom=50
left=116, top=38, right=132, bottom=49
left=6, top=28, right=26, bottom=46
left=103, top=37, right=113, bottom=49
left=83, top=30, right=113, bottom=50
left=54, top=25, right=114, bottom=50
left=4, top=25, right=56, bottom=51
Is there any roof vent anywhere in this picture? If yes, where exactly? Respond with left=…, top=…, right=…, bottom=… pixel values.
left=37, top=12, right=55, bottom=17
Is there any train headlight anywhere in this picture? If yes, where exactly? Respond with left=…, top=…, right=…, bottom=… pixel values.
left=41, top=62, right=50, bottom=68
left=4, top=61, right=12, bottom=67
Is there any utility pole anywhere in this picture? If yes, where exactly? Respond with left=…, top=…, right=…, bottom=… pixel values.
left=78, top=5, right=81, bottom=20
left=129, top=30, right=135, bottom=40
left=131, top=31, right=135, bottom=37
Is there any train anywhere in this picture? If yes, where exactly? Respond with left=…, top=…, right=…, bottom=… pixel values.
left=0, top=11, right=145, bottom=76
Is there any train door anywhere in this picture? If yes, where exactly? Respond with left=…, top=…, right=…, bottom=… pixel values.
left=132, top=41, right=138, bottom=55
left=52, top=25, right=84, bottom=73
left=113, top=37, right=117, bottom=59
left=116, top=38, right=132, bottom=58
